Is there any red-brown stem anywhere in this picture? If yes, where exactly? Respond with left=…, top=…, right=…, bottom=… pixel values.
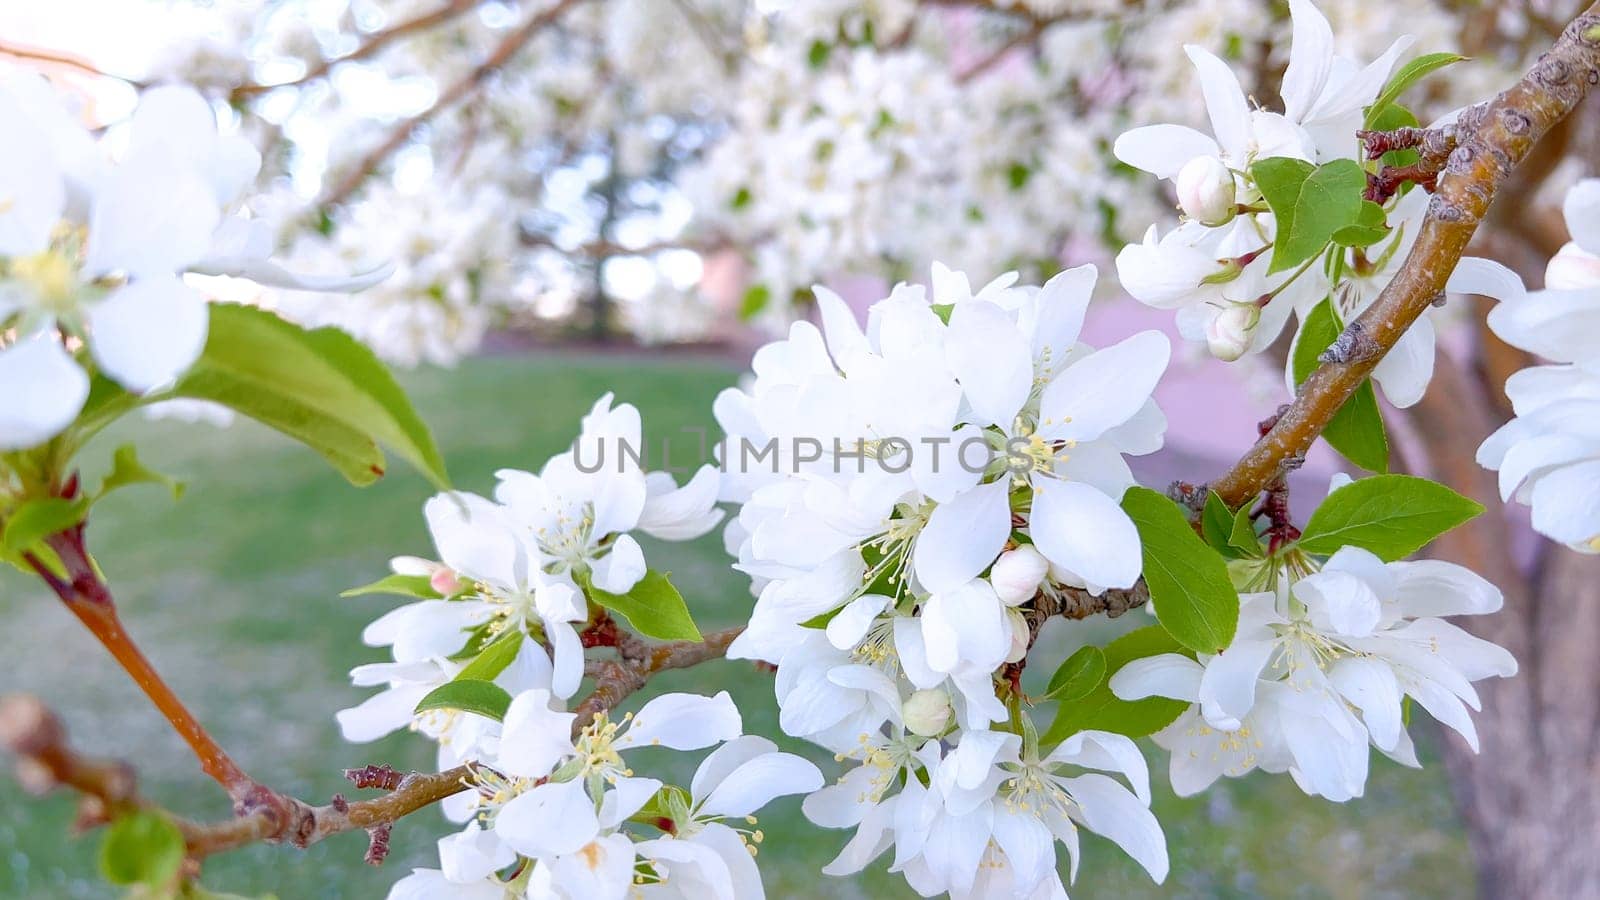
left=27, top=529, right=254, bottom=800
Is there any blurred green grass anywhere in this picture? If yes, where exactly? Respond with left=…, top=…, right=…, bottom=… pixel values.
left=0, top=353, right=1472, bottom=898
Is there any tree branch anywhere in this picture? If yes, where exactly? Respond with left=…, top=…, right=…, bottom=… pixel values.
left=1208, top=8, right=1600, bottom=509
left=0, top=40, right=144, bottom=86
left=0, top=693, right=472, bottom=860
left=317, top=0, right=587, bottom=209
left=231, top=0, right=482, bottom=99
left=570, top=626, right=746, bottom=731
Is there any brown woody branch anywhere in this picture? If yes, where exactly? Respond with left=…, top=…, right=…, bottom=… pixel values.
left=231, top=0, right=482, bottom=100
left=1209, top=8, right=1600, bottom=509
left=0, top=41, right=144, bottom=86
left=571, top=626, right=746, bottom=731
left=0, top=693, right=473, bottom=861
left=318, top=0, right=587, bottom=208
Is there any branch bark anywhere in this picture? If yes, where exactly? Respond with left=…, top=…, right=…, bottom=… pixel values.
left=231, top=0, right=482, bottom=99
left=318, top=0, right=587, bottom=208
left=1209, top=9, right=1600, bottom=509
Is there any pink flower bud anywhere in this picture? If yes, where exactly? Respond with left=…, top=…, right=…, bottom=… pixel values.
left=991, top=545, right=1049, bottom=606
left=1005, top=608, right=1029, bottom=664
left=1176, top=156, right=1236, bottom=227
left=430, top=567, right=463, bottom=596
left=1205, top=302, right=1261, bottom=362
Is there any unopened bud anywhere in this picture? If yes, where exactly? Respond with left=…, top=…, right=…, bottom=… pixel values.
left=430, top=567, right=463, bottom=596
left=1176, top=156, right=1236, bottom=227
left=1544, top=242, right=1600, bottom=290
left=1005, top=607, right=1029, bottom=663
left=902, top=689, right=953, bottom=737
left=1205, top=302, right=1261, bottom=362
left=991, top=545, right=1049, bottom=606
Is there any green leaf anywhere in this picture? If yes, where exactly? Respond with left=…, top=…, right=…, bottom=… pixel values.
left=1200, top=491, right=1237, bottom=557
left=169, top=304, right=449, bottom=488
left=1227, top=503, right=1262, bottom=558
left=454, top=629, right=524, bottom=683
left=807, top=39, right=831, bottom=69
left=587, top=570, right=702, bottom=641
left=1201, top=491, right=1260, bottom=559
left=1332, top=201, right=1390, bottom=247
left=929, top=303, right=955, bottom=324
left=99, top=444, right=185, bottom=501
left=1121, top=487, right=1239, bottom=654
left=1043, top=645, right=1106, bottom=702
left=99, top=811, right=184, bottom=888
left=2, top=496, right=88, bottom=553
left=1364, top=52, right=1467, bottom=129
left=414, top=679, right=512, bottom=721
left=1290, top=300, right=1390, bottom=473
left=1253, top=158, right=1367, bottom=274
left=340, top=573, right=442, bottom=600
left=1042, top=626, right=1193, bottom=746
left=739, top=284, right=771, bottom=321
left=1297, top=474, right=1483, bottom=561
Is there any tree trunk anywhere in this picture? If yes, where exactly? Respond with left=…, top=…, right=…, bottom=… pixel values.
left=1410, top=357, right=1600, bottom=898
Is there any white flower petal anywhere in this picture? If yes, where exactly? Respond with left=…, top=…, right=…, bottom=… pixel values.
left=914, top=479, right=1012, bottom=594
left=699, top=751, right=824, bottom=819
left=496, top=689, right=576, bottom=777
left=88, top=276, right=208, bottom=393
left=1112, top=125, right=1220, bottom=179
left=0, top=333, right=88, bottom=451
left=493, top=778, right=598, bottom=858
left=1039, top=330, right=1170, bottom=444
left=618, top=691, right=741, bottom=751
left=1184, top=45, right=1251, bottom=159
left=593, top=533, right=647, bottom=594
left=1028, top=480, right=1142, bottom=592
left=1062, top=772, right=1168, bottom=883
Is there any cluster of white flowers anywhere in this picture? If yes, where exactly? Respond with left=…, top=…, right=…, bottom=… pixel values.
left=714, top=263, right=1173, bottom=895
left=0, top=72, right=382, bottom=451
left=1113, top=503, right=1516, bottom=800
left=1472, top=179, right=1600, bottom=553
left=340, top=395, right=815, bottom=898
left=1112, top=0, right=1462, bottom=409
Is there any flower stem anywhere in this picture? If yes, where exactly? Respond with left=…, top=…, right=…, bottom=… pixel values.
left=27, top=527, right=255, bottom=800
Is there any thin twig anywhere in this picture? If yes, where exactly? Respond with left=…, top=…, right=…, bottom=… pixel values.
left=317, top=0, right=587, bottom=208
left=0, top=41, right=144, bottom=85
left=231, top=0, right=482, bottom=99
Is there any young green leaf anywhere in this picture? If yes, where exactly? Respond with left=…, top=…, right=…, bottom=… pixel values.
left=453, top=629, right=525, bottom=683
left=1121, top=487, right=1239, bottom=654
left=1291, top=300, right=1390, bottom=473
left=99, top=811, right=185, bottom=888
left=587, top=570, right=702, bottom=641
left=1253, top=158, right=1367, bottom=274
left=1200, top=491, right=1238, bottom=557
left=1042, top=626, right=1193, bottom=746
left=98, top=444, right=185, bottom=501
left=168, top=304, right=449, bottom=489
left=340, top=573, right=443, bottom=600
left=1332, top=201, right=1390, bottom=248
left=1043, top=645, right=1106, bottom=702
left=739, top=284, right=771, bottom=321
left=1297, top=474, right=1484, bottom=560
left=1364, top=52, right=1467, bottom=129
left=414, top=679, right=513, bottom=721
left=2, top=496, right=88, bottom=553
left=1227, top=503, right=1262, bottom=558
